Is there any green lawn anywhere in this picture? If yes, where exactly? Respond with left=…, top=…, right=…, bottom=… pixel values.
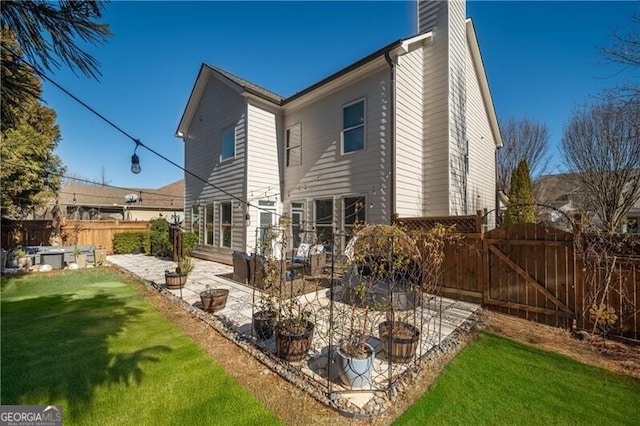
left=395, top=333, right=640, bottom=426
left=1, top=269, right=281, bottom=425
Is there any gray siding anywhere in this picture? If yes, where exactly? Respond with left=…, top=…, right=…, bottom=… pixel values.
left=183, top=73, right=246, bottom=255
left=283, top=66, right=392, bottom=228
left=246, top=102, right=283, bottom=251
left=422, top=2, right=450, bottom=216
left=447, top=0, right=468, bottom=215
left=466, top=38, right=497, bottom=228
left=395, top=47, right=424, bottom=216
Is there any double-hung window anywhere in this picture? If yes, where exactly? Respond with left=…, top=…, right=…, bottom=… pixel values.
left=315, top=199, right=334, bottom=244
left=205, top=202, right=214, bottom=246
left=286, top=123, right=302, bottom=167
left=220, top=202, right=232, bottom=248
left=191, top=205, right=200, bottom=238
left=342, top=99, right=365, bottom=154
left=343, top=196, right=366, bottom=238
left=221, top=127, right=235, bottom=161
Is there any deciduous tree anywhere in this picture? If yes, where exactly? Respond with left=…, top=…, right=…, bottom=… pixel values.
left=561, top=96, right=640, bottom=233
left=497, top=117, right=550, bottom=193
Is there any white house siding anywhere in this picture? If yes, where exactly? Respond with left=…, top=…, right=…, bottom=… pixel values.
left=395, top=47, right=424, bottom=217
left=246, top=102, right=283, bottom=252
left=447, top=0, right=468, bottom=216
left=283, top=66, right=392, bottom=232
left=421, top=2, right=451, bottom=216
left=183, top=73, right=247, bottom=258
left=465, top=39, right=497, bottom=229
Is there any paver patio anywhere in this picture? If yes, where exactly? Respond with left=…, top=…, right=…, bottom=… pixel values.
left=108, top=254, right=479, bottom=414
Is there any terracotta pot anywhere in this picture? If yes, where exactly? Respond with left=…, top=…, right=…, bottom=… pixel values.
left=165, top=272, right=187, bottom=289
left=200, top=288, right=229, bottom=313
left=378, top=320, right=420, bottom=363
left=275, top=320, right=314, bottom=362
left=253, top=310, right=277, bottom=340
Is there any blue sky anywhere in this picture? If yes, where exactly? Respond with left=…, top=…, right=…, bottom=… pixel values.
left=41, top=1, right=639, bottom=189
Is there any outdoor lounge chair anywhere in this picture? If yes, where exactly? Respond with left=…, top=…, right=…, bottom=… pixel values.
left=232, top=251, right=250, bottom=284
left=292, top=243, right=326, bottom=276
left=249, top=254, right=287, bottom=289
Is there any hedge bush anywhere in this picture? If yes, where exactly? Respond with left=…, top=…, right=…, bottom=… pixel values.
left=149, top=219, right=172, bottom=257
left=113, top=232, right=150, bottom=254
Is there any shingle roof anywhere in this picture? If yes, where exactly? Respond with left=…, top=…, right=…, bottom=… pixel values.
left=55, top=179, right=184, bottom=209
left=205, top=64, right=285, bottom=105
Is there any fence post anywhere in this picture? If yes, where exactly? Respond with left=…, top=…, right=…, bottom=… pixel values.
left=475, top=210, right=484, bottom=235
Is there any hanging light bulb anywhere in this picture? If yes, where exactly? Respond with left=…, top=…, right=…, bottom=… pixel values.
left=131, top=141, right=141, bottom=174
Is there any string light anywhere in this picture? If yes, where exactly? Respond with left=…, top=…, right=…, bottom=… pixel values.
left=131, top=140, right=141, bottom=174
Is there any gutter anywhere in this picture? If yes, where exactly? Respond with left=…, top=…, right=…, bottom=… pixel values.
left=384, top=50, right=396, bottom=223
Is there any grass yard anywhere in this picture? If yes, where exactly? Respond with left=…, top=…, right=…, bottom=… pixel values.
left=395, top=333, right=640, bottom=426
left=1, top=269, right=281, bottom=425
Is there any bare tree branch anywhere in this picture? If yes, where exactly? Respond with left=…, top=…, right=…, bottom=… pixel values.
left=561, top=95, right=640, bottom=233
left=497, top=117, right=550, bottom=193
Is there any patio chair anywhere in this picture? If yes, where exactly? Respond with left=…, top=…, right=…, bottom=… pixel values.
left=232, top=251, right=250, bottom=284
left=292, top=243, right=326, bottom=276
left=249, top=254, right=286, bottom=290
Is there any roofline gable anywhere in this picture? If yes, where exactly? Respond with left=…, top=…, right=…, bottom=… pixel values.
left=466, top=18, right=503, bottom=148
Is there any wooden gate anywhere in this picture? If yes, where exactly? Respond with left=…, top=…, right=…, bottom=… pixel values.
left=483, top=223, right=577, bottom=328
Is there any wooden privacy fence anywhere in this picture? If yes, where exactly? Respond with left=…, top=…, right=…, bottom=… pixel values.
left=1, top=219, right=151, bottom=254
left=396, top=214, right=640, bottom=341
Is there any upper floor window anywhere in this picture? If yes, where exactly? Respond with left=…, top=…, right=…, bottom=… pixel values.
left=221, top=127, right=235, bottom=161
left=286, top=123, right=302, bottom=167
left=342, top=99, right=365, bottom=154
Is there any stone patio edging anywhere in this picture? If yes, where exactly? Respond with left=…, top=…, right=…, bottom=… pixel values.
left=114, top=264, right=481, bottom=418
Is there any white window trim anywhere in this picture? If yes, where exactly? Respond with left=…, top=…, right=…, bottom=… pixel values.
left=219, top=201, right=232, bottom=248
left=286, top=122, right=302, bottom=167
left=341, top=97, right=366, bottom=155
left=342, top=195, right=367, bottom=231
left=220, top=126, right=236, bottom=162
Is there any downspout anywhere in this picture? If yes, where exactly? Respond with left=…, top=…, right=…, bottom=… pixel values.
left=384, top=50, right=396, bottom=223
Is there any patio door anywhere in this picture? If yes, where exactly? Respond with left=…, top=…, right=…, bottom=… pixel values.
left=291, top=202, right=305, bottom=248
left=257, top=200, right=277, bottom=257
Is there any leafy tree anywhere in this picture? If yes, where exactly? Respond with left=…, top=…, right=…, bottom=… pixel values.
left=0, top=123, right=64, bottom=218
left=504, top=160, right=536, bottom=224
left=497, top=117, right=550, bottom=194
left=561, top=95, right=640, bottom=233
left=1, top=0, right=110, bottom=218
left=0, top=29, right=40, bottom=132
left=1, top=0, right=111, bottom=78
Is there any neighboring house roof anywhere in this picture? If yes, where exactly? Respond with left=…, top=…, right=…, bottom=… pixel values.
left=535, top=173, right=640, bottom=215
left=54, top=180, right=185, bottom=211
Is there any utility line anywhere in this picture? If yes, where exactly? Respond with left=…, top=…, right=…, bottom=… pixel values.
left=2, top=45, right=371, bottom=227
left=1, top=44, right=268, bottom=214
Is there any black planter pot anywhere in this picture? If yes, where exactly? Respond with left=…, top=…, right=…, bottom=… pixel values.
left=253, top=310, right=277, bottom=340
left=378, top=320, right=420, bottom=363
left=275, top=320, right=314, bottom=362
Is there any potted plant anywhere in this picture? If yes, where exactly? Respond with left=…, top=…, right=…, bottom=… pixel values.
left=274, top=297, right=314, bottom=362
left=335, top=269, right=377, bottom=388
left=12, top=248, right=29, bottom=270
left=165, top=256, right=193, bottom=289
left=253, top=294, right=277, bottom=340
left=73, top=246, right=87, bottom=268
left=378, top=224, right=454, bottom=363
left=253, top=266, right=278, bottom=340
left=200, top=284, right=229, bottom=313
